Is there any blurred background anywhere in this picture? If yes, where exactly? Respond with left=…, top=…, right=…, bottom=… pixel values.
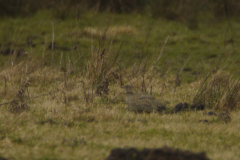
left=1, top=0, right=240, bottom=84
left=1, top=0, right=240, bottom=21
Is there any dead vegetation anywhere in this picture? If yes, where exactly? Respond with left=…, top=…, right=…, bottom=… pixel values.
left=1, top=25, right=239, bottom=116
left=0, top=52, right=240, bottom=159
left=193, top=70, right=240, bottom=112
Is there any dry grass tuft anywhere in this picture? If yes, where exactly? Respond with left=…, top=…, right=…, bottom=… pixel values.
left=8, top=99, right=29, bottom=114
left=193, top=70, right=240, bottom=111
left=85, top=25, right=122, bottom=93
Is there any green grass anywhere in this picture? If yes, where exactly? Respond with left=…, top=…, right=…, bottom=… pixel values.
left=1, top=102, right=240, bottom=159
left=1, top=10, right=240, bottom=160
left=1, top=10, right=240, bottom=80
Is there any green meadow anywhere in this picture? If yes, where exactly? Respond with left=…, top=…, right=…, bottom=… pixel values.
left=0, top=10, right=240, bottom=159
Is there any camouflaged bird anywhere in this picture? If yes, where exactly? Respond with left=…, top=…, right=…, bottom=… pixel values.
left=122, top=85, right=166, bottom=113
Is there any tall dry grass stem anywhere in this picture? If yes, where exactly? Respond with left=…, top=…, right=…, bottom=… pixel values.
left=81, top=81, right=89, bottom=106
left=150, top=35, right=169, bottom=72
left=60, top=51, right=63, bottom=71
left=42, top=36, right=47, bottom=67
left=174, top=53, right=192, bottom=92
left=0, top=76, right=7, bottom=95
left=138, top=22, right=153, bottom=70
left=51, top=22, right=54, bottom=67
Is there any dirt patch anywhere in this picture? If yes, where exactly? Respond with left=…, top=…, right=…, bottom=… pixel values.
left=105, top=147, right=210, bottom=160
left=0, top=48, right=27, bottom=56
left=0, top=156, right=10, bottom=160
left=171, top=102, right=205, bottom=113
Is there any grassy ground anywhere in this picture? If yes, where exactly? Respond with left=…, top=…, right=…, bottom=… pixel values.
left=1, top=10, right=240, bottom=79
left=1, top=10, right=240, bottom=160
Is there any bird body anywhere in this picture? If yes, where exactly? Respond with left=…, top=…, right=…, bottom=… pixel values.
left=123, top=85, right=165, bottom=113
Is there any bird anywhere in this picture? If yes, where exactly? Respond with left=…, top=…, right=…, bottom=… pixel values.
left=122, top=85, right=166, bottom=113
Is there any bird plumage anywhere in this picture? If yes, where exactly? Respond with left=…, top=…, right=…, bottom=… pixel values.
left=123, top=85, right=166, bottom=113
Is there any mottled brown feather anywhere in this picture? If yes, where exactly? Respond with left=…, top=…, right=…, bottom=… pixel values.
left=123, top=85, right=165, bottom=113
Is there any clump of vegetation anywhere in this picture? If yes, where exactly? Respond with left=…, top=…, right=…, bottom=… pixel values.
left=86, top=26, right=121, bottom=85
left=193, top=70, right=240, bottom=111
left=8, top=81, right=30, bottom=114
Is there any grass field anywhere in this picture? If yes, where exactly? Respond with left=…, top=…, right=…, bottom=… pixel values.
left=1, top=10, right=240, bottom=160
